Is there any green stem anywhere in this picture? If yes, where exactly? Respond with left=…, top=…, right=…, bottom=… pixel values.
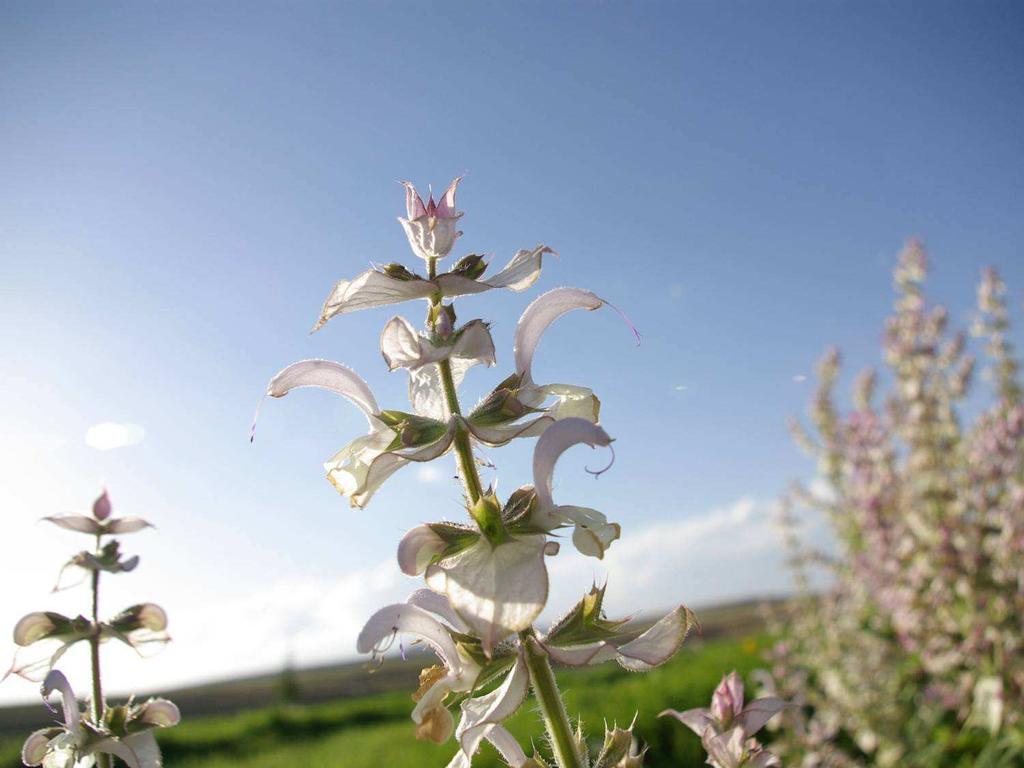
left=89, top=545, right=110, bottom=768
left=521, top=631, right=583, bottom=768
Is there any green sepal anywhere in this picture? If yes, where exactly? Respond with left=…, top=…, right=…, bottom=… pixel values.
left=545, top=584, right=629, bottom=647
left=380, top=263, right=422, bottom=281
left=449, top=254, right=488, bottom=280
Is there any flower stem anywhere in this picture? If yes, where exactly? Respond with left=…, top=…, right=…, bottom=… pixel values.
left=521, top=631, right=583, bottom=768
left=90, top=539, right=110, bottom=768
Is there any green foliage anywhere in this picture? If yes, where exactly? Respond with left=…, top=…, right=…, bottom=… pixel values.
left=0, top=635, right=766, bottom=768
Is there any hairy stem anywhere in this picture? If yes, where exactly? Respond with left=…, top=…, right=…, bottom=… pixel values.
left=521, top=631, right=583, bottom=768
left=90, top=538, right=110, bottom=768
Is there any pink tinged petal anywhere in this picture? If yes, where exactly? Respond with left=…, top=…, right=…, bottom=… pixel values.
left=614, top=606, right=693, bottom=671
left=357, top=603, right=462, bottom=673
left=735, top=698, right=788, bottom=738
left=703, top=727, right=745, bottom=768
left=42, top=670, right=80, bottom=732
left=659, top=707, right=715, bottom=737
left=87, top=738, right=141, bottom=768
left=514, top=287, right=604, bottom=381
left=403, top=181, right=428, bottom=220
left=465, top=416, right=555, bottom=447
left=41, top=515, right=100, bottom=534
left=398, top=526, right=447, bottom=576
left=104, top=517, right=153, bottom=535
left=21, top=729, right=58, bottom=766
left=712, top=673, right=742, bottom=724
left=725, top=671, right=745, bottom=713
left=541, top=642, right=606, bottom=667
left=748, top=749, right=782, bottom=768
left=92, top=490, right=112, bottom=521
left=434, top=177, right=463, bottom=219
left=14, top=613, right=58, bottom=646
left=425, top=536, right=553, bottom=657
left=456, top=654, right=530, bottom=759
left=531, top=418, right=613, bottom=512
left=314, top=269, right=436, bottom=330
left=405, top=589, right=472, bottom=634
left=399, top=216, right=462, bottom=261
left=436, top=246, right=554, bottom=297
left=137, top=699, right=181, bottom=727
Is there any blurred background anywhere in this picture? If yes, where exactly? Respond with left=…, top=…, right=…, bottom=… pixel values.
left=1, top=2, right=1022, bottom=766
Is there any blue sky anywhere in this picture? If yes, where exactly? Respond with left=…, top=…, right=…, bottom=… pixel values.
left=1, top=2, right=1022, bottom=701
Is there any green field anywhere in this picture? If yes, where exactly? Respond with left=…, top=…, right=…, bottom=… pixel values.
left=0, top=604, right=770, bottom=767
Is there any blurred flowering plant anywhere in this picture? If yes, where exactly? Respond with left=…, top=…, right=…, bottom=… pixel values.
left=765, top=242, right=1024, bottom=766
left=5, top=491, right=178, bottom=768
left=258, top=178, right=775, bottom=766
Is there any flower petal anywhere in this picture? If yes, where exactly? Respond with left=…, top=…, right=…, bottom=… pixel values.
left=263, top=359, right=379, bottom=426
left=481, top=724, right=530, bottom=768
left=735, top=698, right=788, bottom=738
left=122, top=732, right=161, bottom=768
left=86, top=738, right=141, bottom=768
left=437, top=246, right=553, bottom=297
left=658, top=707, right=714, bottom=737
left=14, top=613, right=60, bottom=646
left=398, top=526, right=447, bottom=576
left=21, top=728, right=60, bottom=766
left=41, top=670, right=80, bottom=732
left=531, top=418, right=613, bottom=512
left=456, top=653, right=529, bottom=759
left=357, top=603, right=462, bottom=673
left=703, top=727, right=745, bottom=768
left=104, top=517, right=153, bottom=535
left=405, top=589, right=472, bottom=634
left=135, top=698, right=181, bottom=728
left=426, top=536, right=552, bottom=656
left=557, top=506, right=620, bottom=559
left=92, top=491, right=112, bottom=521
left=41, top=515, right=100, bottom=535
left=314, top=269, right=436, bottom=330
left=380, top=317, right=423, bottom=371
left=614, top=605, right=694, bottom=672
left=514, top=287, right=603, bottom=382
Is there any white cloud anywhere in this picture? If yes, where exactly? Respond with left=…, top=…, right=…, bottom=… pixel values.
left=416, top=465, right=442, bottom=483
left=85, top=422, right=145, bottom=451
left=792, top=374, right=808, bottom=383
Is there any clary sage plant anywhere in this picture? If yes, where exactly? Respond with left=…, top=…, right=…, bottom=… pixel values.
left=764, top=243, right=1024, bottom=766
left=258, top=178, right=787, bottom=767
left=5, top=491, right=179, bottom=768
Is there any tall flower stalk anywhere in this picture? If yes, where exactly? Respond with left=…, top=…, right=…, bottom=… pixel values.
left=259, top=177, right=784, bottom=766
left=5, top=491, right=178, bottom=768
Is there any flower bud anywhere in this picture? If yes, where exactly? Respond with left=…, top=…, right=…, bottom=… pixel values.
left=381, top=263, right=421, bottom=281
left=469, top=490, right=508, bottom=544
left=92, top=490, right=112, bottom=520
left=450, top=254, right=488, bottom=280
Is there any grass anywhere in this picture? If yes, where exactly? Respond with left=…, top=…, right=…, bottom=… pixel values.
left=0, top=632, right=768, bottom=767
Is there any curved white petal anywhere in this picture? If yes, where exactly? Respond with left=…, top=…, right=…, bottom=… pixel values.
left=357, top=603, right=461, bottom=673
left=41, top=670, right=80, bottom=733
left=122, top=732, right=160, bottom=768
left=615, top=606, right=693, bottom=672
left=14, top=613, right=60, bottom=647
left=703, top=727, right=746, bottom=768
left=466, top=416, right=554, bottom=447
left=482, top=725, right=530, bottom=768
left=263, top=359, right=379, bottom=426
left=425, top=536, right=552, bottom=657
left=383, top=317, right=496, bottom=374
left=405, top=589, right=472, bottom=634
left=557, top=506, right=620, bottom=559
left=456, top=654, right=529, bottom=759
left=315, top=269, right=436, bottom=330
left=399, top=215, right=463, bottom=261
left=21, top=729, right=58, bottom=766
left=437, top=246, right=554, bottom=298
left=380, top=317, right=424, bottom=370
left=41, top=515, right=100, bottom=535
left=136, top=698, right=181, bottom=728
left=531, top=418, right=613, bottom=512
left=398, top=526, right=447, bottom=576
left=514, top=287, right=603, bottom=381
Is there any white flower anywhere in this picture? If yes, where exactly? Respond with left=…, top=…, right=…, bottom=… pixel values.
left=42, top=490, right=152, bottom=537
left=426, top=535, right=560, bottom=657
left=530, top=417, right=620, bottom=558
left=6, top=613, right=91, bottom=683
left=22, top=671, right=142, bottom=768
left=313, top=245, right=553, bottom=331
left=446, top=652, right=530, bottom=767
left=256, top=359, right=457, bottom=508
left=660, top=671, right=788, bottom=741
left=399, top=178, right=464, bottom=262
left=358, top=594, right=481, bottom=744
